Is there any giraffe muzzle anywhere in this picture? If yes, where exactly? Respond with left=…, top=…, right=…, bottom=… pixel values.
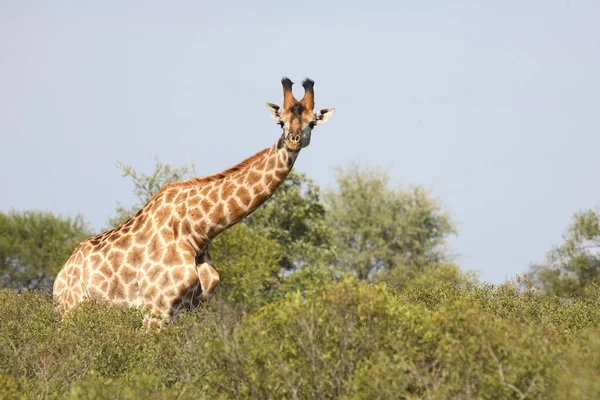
left=283, top=132, right=301, bottom=151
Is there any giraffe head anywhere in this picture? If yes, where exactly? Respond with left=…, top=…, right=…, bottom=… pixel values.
left=266, top=77, right=336, bottom=152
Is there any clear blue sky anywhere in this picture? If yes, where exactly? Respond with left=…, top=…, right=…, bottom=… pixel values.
left=1, top=1, right=599, bottom=283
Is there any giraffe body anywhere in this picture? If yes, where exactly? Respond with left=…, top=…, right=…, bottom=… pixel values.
left=53, top=77, right=335, bottom=327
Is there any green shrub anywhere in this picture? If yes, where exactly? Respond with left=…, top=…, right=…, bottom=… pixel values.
left=210, top=223, right=282, bottom=312
left=555, top=328, right=600, bottom=399
left=0, top=210, right=92, bottom=290
left=1, top=276, right=599, bottom=399
left=208, top=278, right=573, bottom=398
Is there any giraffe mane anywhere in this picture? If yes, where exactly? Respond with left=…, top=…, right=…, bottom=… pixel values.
left=177, top=147, right=271, bottom=188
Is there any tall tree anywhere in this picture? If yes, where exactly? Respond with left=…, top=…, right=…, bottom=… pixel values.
left=0, top=210, right=92, bottom=291
left=529, top=207, right=600, bottom=298
left=325, top=163, right=456, bottom=280
left=244, top=171, right=335, bottom=270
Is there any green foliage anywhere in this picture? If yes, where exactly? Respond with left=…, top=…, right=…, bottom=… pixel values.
left=245, top=171, right=335, bottom=270
left=555, top=328, right=600, bottom=399
left=210, top=223, right=282, bottom=311
left=107, top=158, right=195, bottom=228
left=325, top=162, right=457, bottom=280
left=529, top=206, right=600, bottom=298
left=0, top=210, right=91, bottom=290
left=225, top=278, right=592, bottom=399
left=277, top=265, right=339, bottom=295
left=0, top=290, right=152, bottom=398
left=65, top=372, right=171, bottom=400
left=1, top=279, right=599, bottom=399
left=378, top=262, right=479, bottom=289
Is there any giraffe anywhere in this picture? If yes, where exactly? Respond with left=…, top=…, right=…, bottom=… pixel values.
left=53, top=77, right=336, bottom=328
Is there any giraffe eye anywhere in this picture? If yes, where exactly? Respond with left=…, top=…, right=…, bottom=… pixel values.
left=309, top=121, right=316, bottom=129
left=278, top=122, right=284, bottom=128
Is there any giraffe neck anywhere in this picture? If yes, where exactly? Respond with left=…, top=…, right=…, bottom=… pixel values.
left=182, top=141, right=299, bottom=250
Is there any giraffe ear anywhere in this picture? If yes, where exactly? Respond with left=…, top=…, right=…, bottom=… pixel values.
left=315, top=108, right=336, bottom=125
left=266, top=102, right=282, bottom=122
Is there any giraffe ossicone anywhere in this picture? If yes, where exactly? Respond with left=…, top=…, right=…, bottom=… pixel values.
left=53, top=77, right=336, bottom=328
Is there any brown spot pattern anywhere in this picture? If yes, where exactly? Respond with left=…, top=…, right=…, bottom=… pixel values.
left=208, top=189, right=219, bottom=203
left=164, top=189, right=177, bottom=203
left=114, top=235, right=131, bottom=250
left=237, top=186, right=251, bottom=206
left=227, top=197, right=244, bottom=219
left=108, top=251, right=124, bottom=271
left=170, top=217, right=179, bottom=240
left=99, top=263, right=112, bottom=278
left=135, top=228, right=150, bottom=245
left=147, top=265, right=162, bottom=282
left=175, top=203, right=187, bottom=218
left=163, top=244, right=182, bottom=266
left=171, top=267, right=185, bottom=282
left=200, top=185, right=212, bottom=196
left=132, top=214, right=146, bottom=231
left=188, top=208, right=203, bottom=221
left=108, top=278, right=125, bottom=298
left=200, top=199, right=212, bottom=214
left=209, top=203, right=225, bottom=223
left=148, top=235, right=162, bottom=262
left=91, top=273, right=104, bottom=287
left=155, top=206, right=170, bottom=227
left=221, top=181, right=235, bottom=198
left=126, top=246, right=145, bottom=266
left=246, top=171, right=262, bottom=184
left=121, top=266, right=136, bottom=284
left=181, top=220, right=192, bottom=236
left=175, top=192, right=188, bottom=203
